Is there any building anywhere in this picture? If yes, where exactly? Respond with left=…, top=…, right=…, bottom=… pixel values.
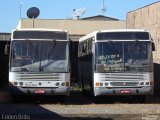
left=0, top=33, right=11, bottom=87
left=16, top=16, right=126, bottom=83
left=127, top=1, right=160, bottom=95
left=17, top=17, right=126, bottom=40
left=127, top=1, right=160, bottom=63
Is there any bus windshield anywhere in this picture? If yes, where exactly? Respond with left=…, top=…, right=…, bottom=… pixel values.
left=10, top=40, right=69, bottom=72
left=95, top=41, right=153, bottom=73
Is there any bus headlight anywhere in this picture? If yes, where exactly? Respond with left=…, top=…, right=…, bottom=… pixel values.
left=61, top=82, right=65, bottom=86
left=100, top=82, right=103, bottom=86
left=105, top=82, right=109, bottom=86
left=139, top=82, right=144, bottom=86
left=145, top=82, right=150, bottom=86
left=19, top=82, right=23, bottom=86
left=55, top=82, right=60, bottom=86
left=14, top=82, right=18, bottom=86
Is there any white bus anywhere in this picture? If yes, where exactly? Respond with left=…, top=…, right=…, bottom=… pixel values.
left=9, top=29, right=70, bottom=97
left=78, top=29, right=154, bottom=98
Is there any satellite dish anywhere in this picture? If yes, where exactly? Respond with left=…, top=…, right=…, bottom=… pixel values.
left=67, top=8, right=87, bottom=20
left=27, top=7, right=40, bottom=19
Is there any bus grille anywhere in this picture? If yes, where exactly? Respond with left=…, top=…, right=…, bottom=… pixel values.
left=99, top=73, right=146, bottom=81
left=16, top=73, right=64, bottom=81
left=110, top=82, right=139, bottom=86
left=98, top=73, right=149, bottom=87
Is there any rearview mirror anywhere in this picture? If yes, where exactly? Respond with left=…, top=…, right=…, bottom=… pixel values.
left=152, top=42, right=155, bottom=51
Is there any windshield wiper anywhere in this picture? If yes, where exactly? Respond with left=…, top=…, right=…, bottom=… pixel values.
left=47, top=39, right=56, bottom=60
left=39, top=40, right=57, bottom=71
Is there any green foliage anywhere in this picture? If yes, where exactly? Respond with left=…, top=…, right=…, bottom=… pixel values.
left=70, top=86, right=82, bottom=93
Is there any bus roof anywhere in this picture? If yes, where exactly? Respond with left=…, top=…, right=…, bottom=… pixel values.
left=79, top=29, right=150, bottom=42
left=11, top=28, right=68, bottom=40
left=12, top=28, right=67, bottom=33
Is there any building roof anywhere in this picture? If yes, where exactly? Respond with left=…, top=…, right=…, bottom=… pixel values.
left=0, top=33, right=11, bottom=41
left=81, top=15, right=119, bottom=21
left=128, top=1, right=160, bottom=13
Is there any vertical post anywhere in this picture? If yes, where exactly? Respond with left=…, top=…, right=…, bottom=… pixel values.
left=19, top=5, right=21, bottom=19
left=19, top=1, right=23, bottom=19
left=33, top=18, right=34, bottom=28
left=100, top=0, right=106, bottom=16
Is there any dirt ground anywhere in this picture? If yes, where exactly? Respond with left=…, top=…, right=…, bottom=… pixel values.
left=1, top=91, right=160, bottom=120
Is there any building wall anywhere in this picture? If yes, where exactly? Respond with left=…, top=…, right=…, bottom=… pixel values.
left=127, top=1, right=160, bottom=63
left=0, top=33, right=11, bottom=87
left=127, top=1, right=160, bottom=95
left=17, top=19, right=126, bottom=39
left=0, top=33, right=11, bottom=41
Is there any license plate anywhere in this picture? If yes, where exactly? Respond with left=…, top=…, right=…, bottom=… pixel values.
left=120, top=90, right=131, bottom=94
left=35, top=90, right=45, bottom=94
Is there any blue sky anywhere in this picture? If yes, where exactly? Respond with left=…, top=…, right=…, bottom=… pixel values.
left=0, top=0, right=158, bottom=32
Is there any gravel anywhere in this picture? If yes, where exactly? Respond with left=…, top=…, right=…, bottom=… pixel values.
left=0, top=104, right=160, bottom=120
left=0, top=92, right=160, bottom=120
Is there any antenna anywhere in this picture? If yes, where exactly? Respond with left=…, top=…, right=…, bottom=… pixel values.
left=19, top=0, right=24, bottom=19
left=100, top=0, right=106, bottom=16
left=67, top=8, right=87, bottom=20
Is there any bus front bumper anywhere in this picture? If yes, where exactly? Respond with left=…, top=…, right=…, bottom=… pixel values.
left=9, top=86, right=70, bottom=96
left=94, top=86, right=154, bottom=96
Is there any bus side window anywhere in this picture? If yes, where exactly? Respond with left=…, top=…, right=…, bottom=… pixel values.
left=4, top=44, right=10, bottom=55
left=82, top=42, right=87, bottom=53
left=88, top=39, right=92, bottom=53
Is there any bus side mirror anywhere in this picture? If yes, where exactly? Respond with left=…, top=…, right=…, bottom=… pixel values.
left=4, top=44, right=10, bottom=55
left=152, top=42, right=155, bottom=51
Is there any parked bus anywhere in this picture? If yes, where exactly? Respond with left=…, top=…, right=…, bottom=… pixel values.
left=78, top=29, right=154, bottom=98
left=9, top=29, right=70, bottom=97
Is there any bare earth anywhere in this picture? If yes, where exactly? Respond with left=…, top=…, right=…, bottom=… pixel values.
left=0, top=92, right=160, bottom=120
